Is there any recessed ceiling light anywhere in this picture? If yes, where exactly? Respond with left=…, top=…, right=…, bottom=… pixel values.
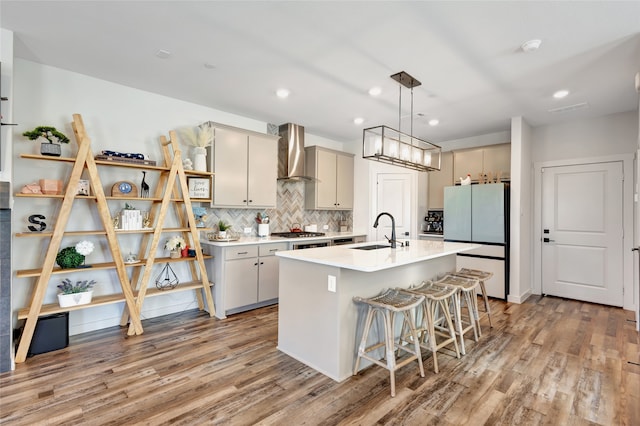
left=353, top=117, right=364, bottom=125
left=520, top=39, right=542, bottom=52
left=428, top=119, right=439, bottom=126
left=155, top=49, right=171, bottom=59
left=368, top=87, right=382, bottom=96
left=553, top=89, right=570, bottom=99
left=276, top=88, right=290, bottom=99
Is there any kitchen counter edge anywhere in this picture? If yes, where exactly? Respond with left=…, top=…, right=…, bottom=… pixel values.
left=200, top=231, right=367, bottom=247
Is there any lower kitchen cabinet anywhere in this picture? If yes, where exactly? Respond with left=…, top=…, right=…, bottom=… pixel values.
left=205, top=242, right=288, bottom=318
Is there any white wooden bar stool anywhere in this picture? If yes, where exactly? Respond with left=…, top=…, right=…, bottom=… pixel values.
left=400, top=282, right=461, bottom=373
left=434, top=274, right=480, bottom=355
left=353, top=289, right=425, bottom=397
left=452, top=268, right=494, bottom=328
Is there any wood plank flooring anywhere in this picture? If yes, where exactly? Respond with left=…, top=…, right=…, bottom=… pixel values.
left=1, top=296, right=638, bottom=425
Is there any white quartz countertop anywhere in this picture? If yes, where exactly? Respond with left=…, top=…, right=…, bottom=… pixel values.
left=200, top=231, right=366, bottom=247
left=275, top=239, right=479, bottom=272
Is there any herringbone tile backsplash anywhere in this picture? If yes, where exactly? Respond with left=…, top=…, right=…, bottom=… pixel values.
left=205, top=180, right=352, bottom=235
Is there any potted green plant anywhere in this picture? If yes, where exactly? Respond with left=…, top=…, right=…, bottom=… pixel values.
left=23, top=126, right=71, bottom=157
left=57, top=278, right=96, bottom=307
left=217, top=220, right=231, bottom=238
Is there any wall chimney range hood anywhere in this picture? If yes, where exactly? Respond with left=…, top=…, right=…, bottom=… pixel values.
left=277, top=123, right=314, bottom=181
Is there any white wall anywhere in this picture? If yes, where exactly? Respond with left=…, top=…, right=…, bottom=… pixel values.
left=438, top=130, right=510, bottom=152
left=11, top=59, right=344, bottom=335
left=509, top=117, right=533, bottom=303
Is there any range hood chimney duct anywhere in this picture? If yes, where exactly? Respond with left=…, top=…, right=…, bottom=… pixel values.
left=278, top=123, right=313, bottom=181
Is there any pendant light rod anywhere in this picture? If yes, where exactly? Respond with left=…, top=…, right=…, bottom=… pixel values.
left=391, top=71, right=421, bottom=136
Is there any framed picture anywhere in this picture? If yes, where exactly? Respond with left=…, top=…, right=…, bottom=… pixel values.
left=187, top=177, right=211, bottom=200
left=76, top=179, right=90, bottom=196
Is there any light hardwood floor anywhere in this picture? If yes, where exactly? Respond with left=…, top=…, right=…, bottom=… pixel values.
left=1, top=296, right=638, bottom=425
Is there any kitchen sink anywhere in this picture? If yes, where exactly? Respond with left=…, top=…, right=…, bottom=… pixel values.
left=351, top=244, right=391, bottom=251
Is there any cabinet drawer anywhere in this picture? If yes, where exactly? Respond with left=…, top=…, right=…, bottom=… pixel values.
left=259, top=243, right=289, bottom=257
left=225, top=245, right=258, bottom=260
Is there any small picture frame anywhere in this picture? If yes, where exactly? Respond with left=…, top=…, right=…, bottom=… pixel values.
left=187, top=177, right=210, bottom=200
left=77, top=179, right=90, bottom=196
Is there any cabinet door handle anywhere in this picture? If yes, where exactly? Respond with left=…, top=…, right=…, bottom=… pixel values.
left=249, top=200, right=253, bottom=203
left=243, top=200, right=247, bottom=203
left=238, top=251, right=248, bottom=255
left=260, top=261, right=264, bottom=265
left=269, top=249, right=278, bottom=252
left=254, top=262, right=258, bottom=266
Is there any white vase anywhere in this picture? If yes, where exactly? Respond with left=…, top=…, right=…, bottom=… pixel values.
left=193, top=147, right=207, bottom=172
left=170, top=250, right=181, bottom=259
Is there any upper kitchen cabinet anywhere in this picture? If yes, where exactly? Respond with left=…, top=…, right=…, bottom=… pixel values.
left=210, top=124, right=278, bottom=208
left=305, top=146, right=354, bottom=210
left=427, top=151, right=453, bottom=209
left=453, top=143, right=510, bottom=183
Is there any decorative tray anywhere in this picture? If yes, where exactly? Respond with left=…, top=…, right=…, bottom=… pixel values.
left=207, top=237, right=239, bottom=242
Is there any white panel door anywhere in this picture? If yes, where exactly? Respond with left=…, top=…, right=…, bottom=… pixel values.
left=542, top=162, right=623, bottom=306
left=376, top=173, right=411, bottom=240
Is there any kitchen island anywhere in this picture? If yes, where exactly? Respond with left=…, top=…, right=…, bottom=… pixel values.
left=276, top=239, right=478, bottom=382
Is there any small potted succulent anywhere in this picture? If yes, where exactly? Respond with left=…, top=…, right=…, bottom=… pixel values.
left=217, top=220, right=231, bottom=239
left=57, top=278, right=96, bottom=307
left=22, top=126, right=70, bottom=157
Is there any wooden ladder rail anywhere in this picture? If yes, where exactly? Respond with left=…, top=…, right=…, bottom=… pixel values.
left=125, top=131, right=215, bottom=335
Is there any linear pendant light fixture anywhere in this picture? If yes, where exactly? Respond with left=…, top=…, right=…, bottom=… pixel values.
left=363, top=71, right=441, bottom=172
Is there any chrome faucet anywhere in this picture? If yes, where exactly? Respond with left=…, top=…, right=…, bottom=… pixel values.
left=373, top=212, right=397, bottom=249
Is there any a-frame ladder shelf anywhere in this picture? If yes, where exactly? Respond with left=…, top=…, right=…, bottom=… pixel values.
left=13, top=113, right=216, bottom=364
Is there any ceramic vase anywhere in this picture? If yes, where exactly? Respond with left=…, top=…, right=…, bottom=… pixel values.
left=193, top=147, right=207, bottom=172
left=170, top=250, right=181, bottom=259
left=58, top=291, right=92, bottom=308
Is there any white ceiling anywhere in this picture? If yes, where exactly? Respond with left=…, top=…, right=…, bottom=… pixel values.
left=2, top=1, right=639, bottom=144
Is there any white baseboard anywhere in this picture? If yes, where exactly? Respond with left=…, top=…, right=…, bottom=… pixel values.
left=507, top=289, right=532, bottom=304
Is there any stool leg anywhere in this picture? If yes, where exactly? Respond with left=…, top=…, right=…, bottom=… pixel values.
left=427, top=300, right=440, bottom=373
left=470, top=287, right=482, bottom=337
left=464, top=291, right=479, bottom=341
left=450, top=292, right=466, bottom=355
left=403, top=310, right=425, bottom=378
left=353, top=306, right=375, bottom=375
left=383, top=310, right=396, bottom=397
left=478, top=280, right=493, bottom=328
left=440, top=298, right=461, bottom=359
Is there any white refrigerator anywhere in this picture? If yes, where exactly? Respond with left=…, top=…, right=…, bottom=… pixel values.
left=444, top=183, right=509, bottom=299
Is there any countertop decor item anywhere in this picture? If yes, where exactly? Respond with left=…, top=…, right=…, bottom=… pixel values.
left=217, top=220, right=231, bottom=238
left=56, top=246, right=85, bottom=269
left=75, top=240, right=94, bottom=268
left=362, top=71, right=441, bottom=172
left=155, top=263, right=179, bottom=290
left=111, top=181, right=138, bottom=197
left=178, top=125, right=213, bottom=172
left=57, top=278, right=96, bottom=308
left=22, top=126, right=70, bottom=157
left=165, top=235, right=186, bottom=258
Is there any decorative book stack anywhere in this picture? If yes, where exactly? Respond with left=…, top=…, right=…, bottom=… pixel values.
left=120, top=209, right=142, bottom=230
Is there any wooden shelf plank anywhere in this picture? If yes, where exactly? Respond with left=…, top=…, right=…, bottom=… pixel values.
left=15, top=227, right=212, bottom=238
left=16, top=281, right=213, bottom=319
left=19, top=153, right=213, bottom=175
left=15, top=255, right=213, bottom=277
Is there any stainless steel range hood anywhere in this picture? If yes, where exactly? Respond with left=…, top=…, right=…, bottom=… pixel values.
left=278, top=123, right=314, bottom=181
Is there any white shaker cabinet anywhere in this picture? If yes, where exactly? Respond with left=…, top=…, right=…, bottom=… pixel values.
left=206, top=242, right=288, bottom=318
left=453, top=143, right=510, bottom=183
left=210, top=124, right=278, bottom=208
left=305, top=146, right=354, bottom=210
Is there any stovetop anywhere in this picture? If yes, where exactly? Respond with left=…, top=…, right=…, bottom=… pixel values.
left=271, top=231, right=326, bottom=238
